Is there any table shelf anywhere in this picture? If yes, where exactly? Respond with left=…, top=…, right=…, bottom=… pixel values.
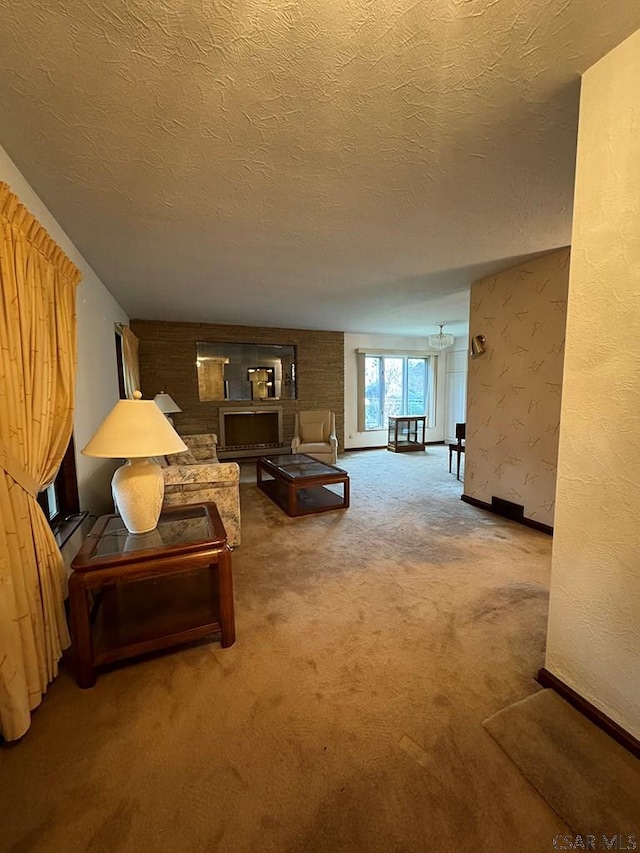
left=93, top=569, right=221, bottom=665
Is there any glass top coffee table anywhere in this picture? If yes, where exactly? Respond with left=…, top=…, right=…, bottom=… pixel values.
left=256, top=453, right=350, bottom=517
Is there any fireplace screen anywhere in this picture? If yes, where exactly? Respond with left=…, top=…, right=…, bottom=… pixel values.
left=219, top=408, right=283, bottom=450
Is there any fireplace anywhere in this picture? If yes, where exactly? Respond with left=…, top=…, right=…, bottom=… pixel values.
left=218, top=407, right=284, bottom=458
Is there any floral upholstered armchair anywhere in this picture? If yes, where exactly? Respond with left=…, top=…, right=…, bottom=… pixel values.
left=161, top=433, right=241, bottom=546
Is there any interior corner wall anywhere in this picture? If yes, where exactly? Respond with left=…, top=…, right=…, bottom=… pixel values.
left=0, top=145, right=129, bottom=516
left=545, top=30, right=640, bottom=739
left=465, top=249, right=570, bottom=527
left=343, top=332, right=463, bottom=449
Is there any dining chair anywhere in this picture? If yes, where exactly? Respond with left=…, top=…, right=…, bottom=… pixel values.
left=448, top=422, right=466, bottom=480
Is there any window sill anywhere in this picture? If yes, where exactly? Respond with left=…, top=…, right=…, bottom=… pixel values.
left=53, top=511, right=90, bottom=550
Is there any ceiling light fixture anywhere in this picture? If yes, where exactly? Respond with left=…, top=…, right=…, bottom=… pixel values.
left=428, top=324, right=455, bottom=351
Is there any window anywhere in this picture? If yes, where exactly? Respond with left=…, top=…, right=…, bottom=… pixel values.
left=115, top=328, right=127, bottom=399
left=359, top=352, right=435, bottom=431
left=37, top=435, right=80, bottom=527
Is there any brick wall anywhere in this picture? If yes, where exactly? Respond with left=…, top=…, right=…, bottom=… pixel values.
left=131, top=319, right=345, bottom=452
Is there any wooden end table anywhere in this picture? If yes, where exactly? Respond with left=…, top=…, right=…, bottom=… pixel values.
left=69, top=502, right=235, bottom=688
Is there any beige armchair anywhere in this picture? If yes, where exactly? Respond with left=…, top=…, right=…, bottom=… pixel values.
left=291, top=410, right=338, bottom=465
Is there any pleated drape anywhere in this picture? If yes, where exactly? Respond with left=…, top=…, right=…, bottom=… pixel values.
left=0, top=182, right=81, bottom=741
left=121, top=326, right=140, bottom=399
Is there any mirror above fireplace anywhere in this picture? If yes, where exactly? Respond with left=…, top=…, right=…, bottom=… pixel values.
left=196, top=341, right=297, bottom=402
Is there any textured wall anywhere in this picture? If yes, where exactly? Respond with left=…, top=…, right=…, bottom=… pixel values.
left=545, top=30, right=640, bottom=739
left=465, top=250, right=569, bottom=527
left=0, top=145, right=129, bottom=516
left=132, top=320, right=344, bottom=452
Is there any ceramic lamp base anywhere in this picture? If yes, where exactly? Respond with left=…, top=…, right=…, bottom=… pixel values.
left=112, top=457, right=164, bottom=534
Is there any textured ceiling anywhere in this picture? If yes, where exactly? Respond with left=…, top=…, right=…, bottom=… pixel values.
left=1, top=2, right=639, bottom=336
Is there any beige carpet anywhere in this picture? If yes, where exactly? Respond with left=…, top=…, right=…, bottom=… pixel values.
left=1, top=448, right=579, bottom=851
left=484, top=688, right=640, bottom=835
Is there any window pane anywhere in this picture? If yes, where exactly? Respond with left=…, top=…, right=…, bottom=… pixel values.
left=47, top=483, right=59, bottom=520
left=364, top=356, right=383, bottom=429
left=38, top=435, right=79, bottom=527
left=383, top=357, right=404, bottom=423
left=407, top=358, right=427, bottom=415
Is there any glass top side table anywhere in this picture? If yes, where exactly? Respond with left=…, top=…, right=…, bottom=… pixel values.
left=387, top=415, right=427, bottom=452
left=69, top=502, right=235, bottom=687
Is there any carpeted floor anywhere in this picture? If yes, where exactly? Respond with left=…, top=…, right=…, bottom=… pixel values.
left=1, top=447, right=581, bottom=851
left=484, top=689, right=640, bottom=836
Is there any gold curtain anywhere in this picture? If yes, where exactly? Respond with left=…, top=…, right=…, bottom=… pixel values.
left=121, top=325, right=140, bottom=399
left=0, top=182, right=82, bottom=741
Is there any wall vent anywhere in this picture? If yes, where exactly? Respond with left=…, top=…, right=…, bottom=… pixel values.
left=491, top=497, right=525, bottom=522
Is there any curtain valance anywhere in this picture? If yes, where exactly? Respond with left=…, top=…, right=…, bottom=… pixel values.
left=0, top=183, right=81, bottom=287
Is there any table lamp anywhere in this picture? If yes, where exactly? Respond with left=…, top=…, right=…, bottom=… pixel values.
left=153, top=391, right=181, bottom=425
left=82, top=391, right=188, bottom=534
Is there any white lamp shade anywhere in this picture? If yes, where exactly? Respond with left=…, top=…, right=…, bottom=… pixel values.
left=82, top=397, right=187, bottom=459
left=81, top=394, right=188, bottom=533
left=154, top=392, right=182, bottom=415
